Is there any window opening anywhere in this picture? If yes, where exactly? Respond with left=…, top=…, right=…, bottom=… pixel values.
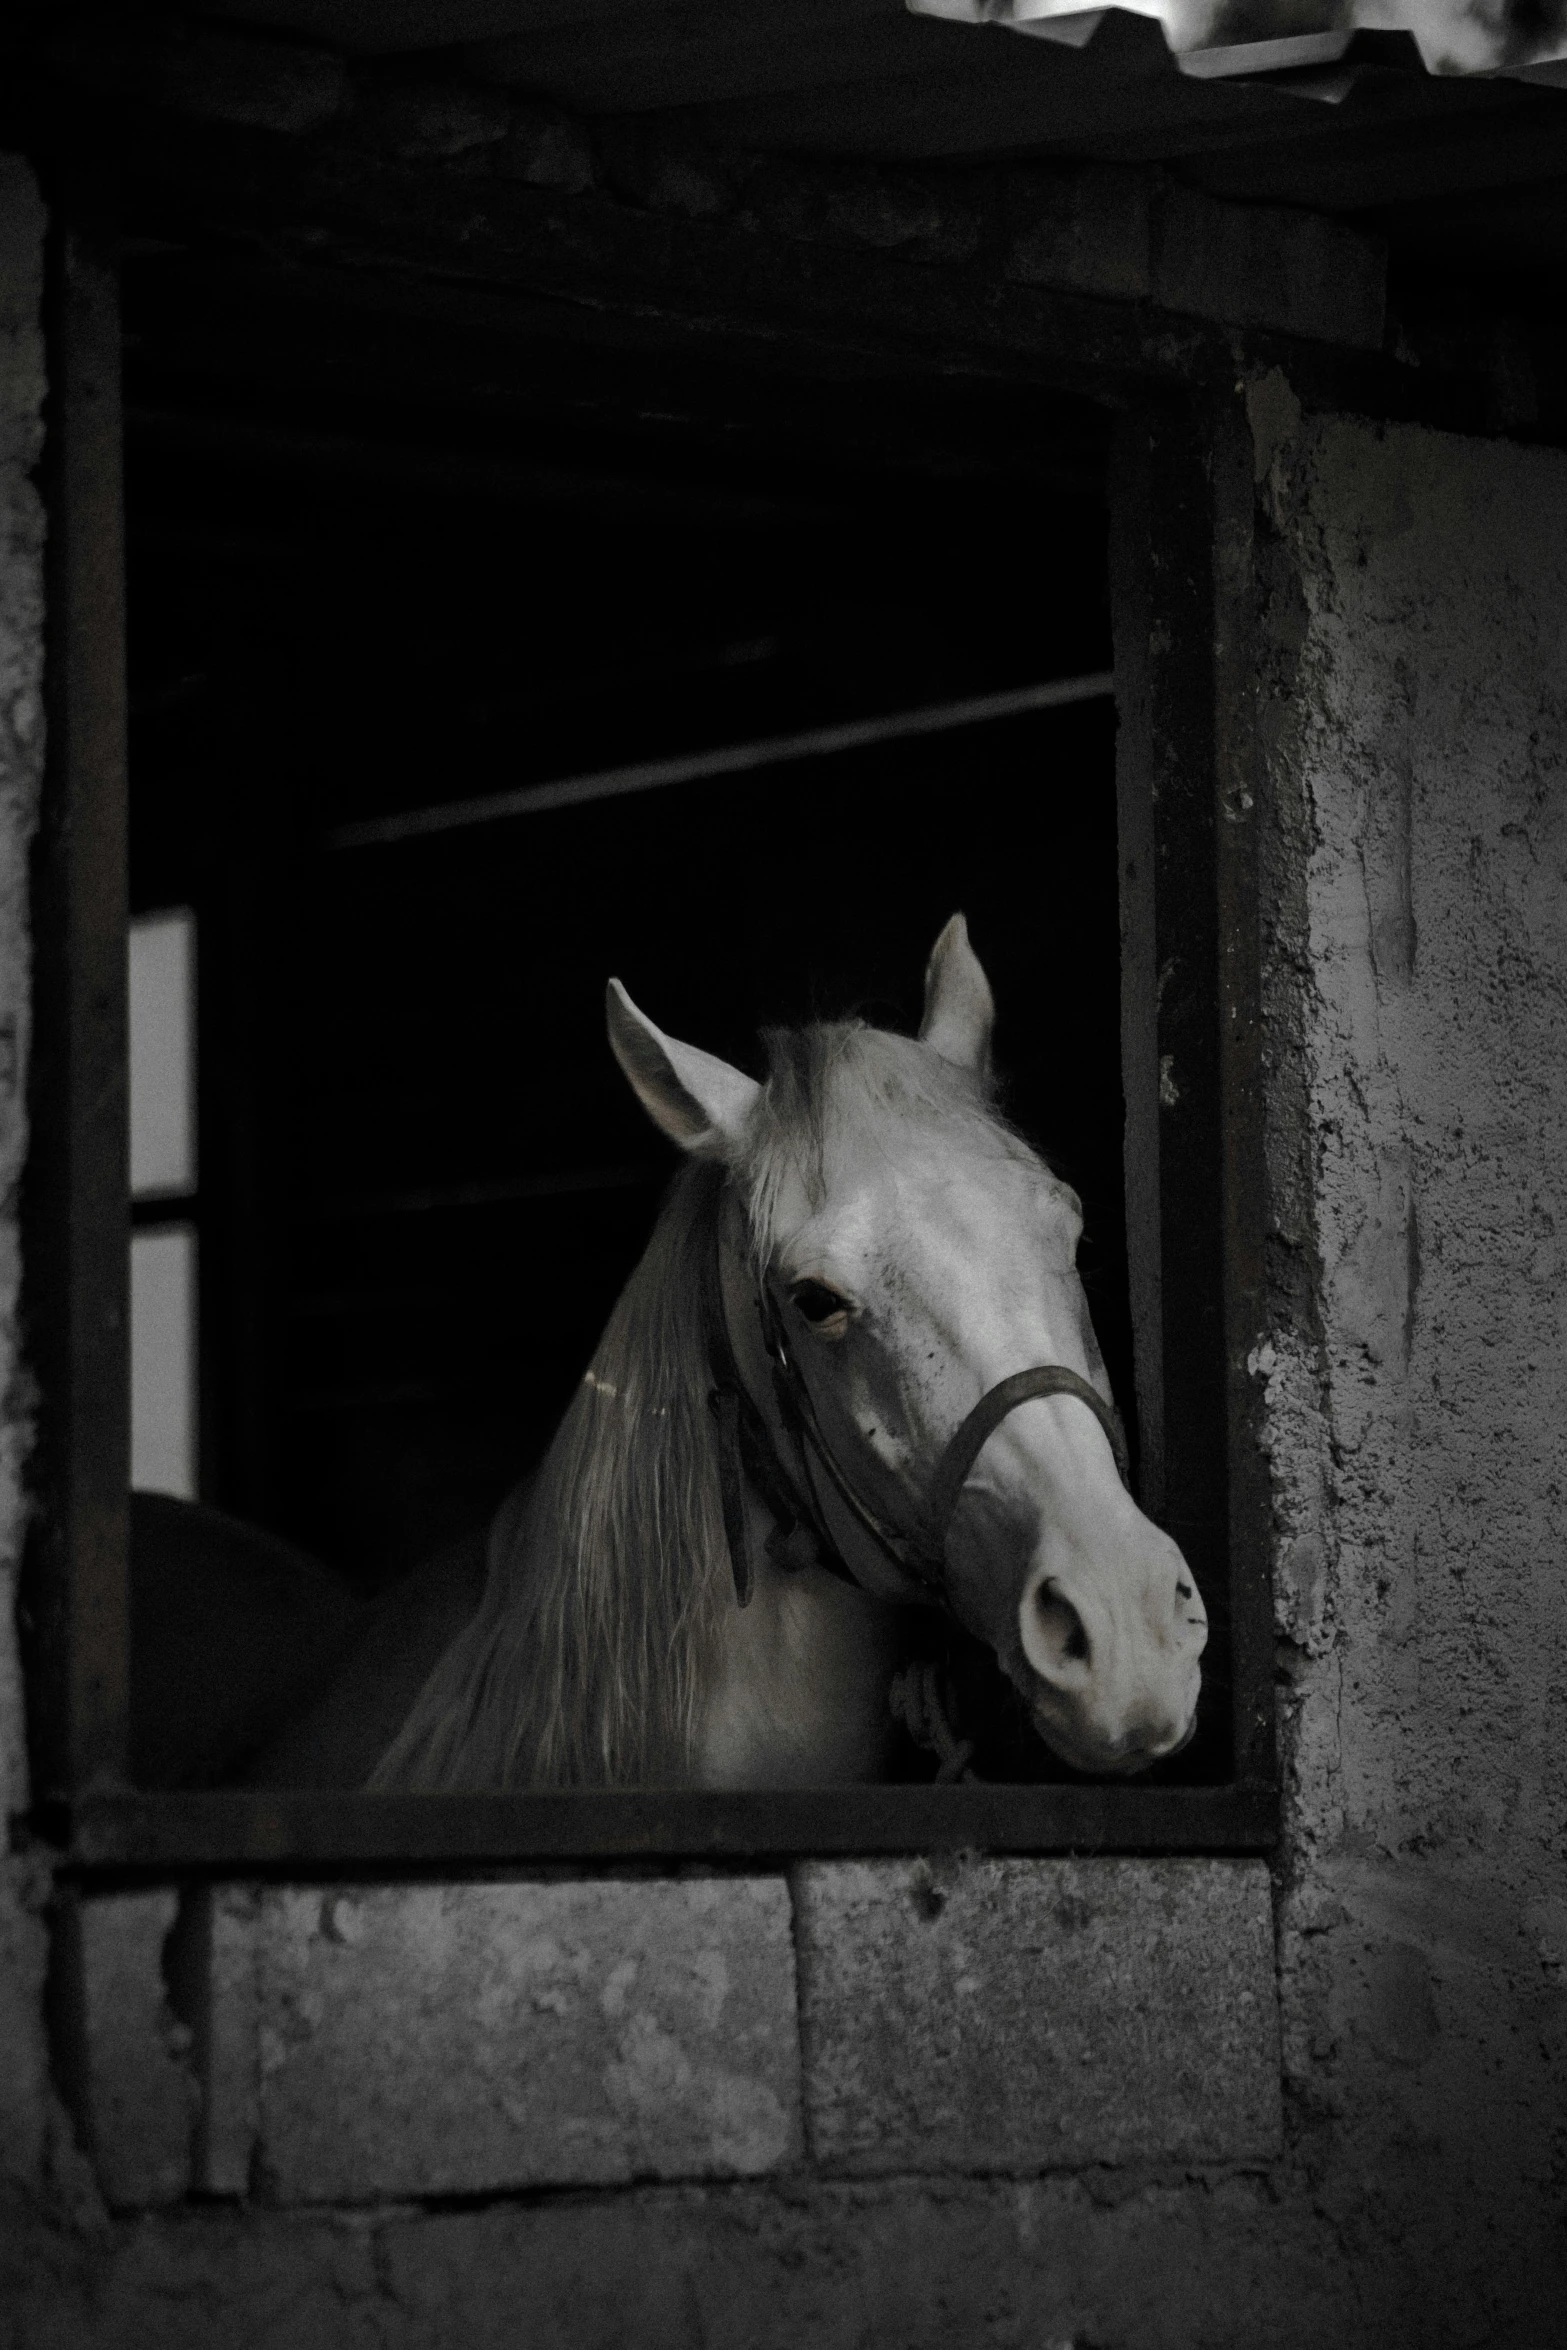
left=122, top=350, right=1197, bottom=1798
left=26, top=249, right=1276, bottom=1857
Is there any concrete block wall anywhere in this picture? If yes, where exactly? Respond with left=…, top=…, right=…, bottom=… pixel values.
left=794, top=1858, right=1280, bottom=2175
left=72, top=1859, right=1279, bottom=2212
left=226, top=1875, right=801, bottom=2200
left=68, top=1891, right=194, bottom=2209
left=1248, top=386, right=1567, bottom=2337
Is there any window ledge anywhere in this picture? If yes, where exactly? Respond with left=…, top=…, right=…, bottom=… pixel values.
left=50, top=1782, right=1279, bottom=1875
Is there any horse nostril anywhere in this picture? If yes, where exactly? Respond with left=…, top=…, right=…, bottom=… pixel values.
left=1175, top=1577, right=1193, bottom=1600
left=1034, top=1585, right=1091, bottom=1673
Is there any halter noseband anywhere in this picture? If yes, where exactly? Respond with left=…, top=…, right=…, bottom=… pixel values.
left=704, top=1190, right=1130, bottom=1611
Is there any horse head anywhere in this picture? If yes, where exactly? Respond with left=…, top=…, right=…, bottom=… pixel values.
left=605, top=916, right=1206, bottom=1778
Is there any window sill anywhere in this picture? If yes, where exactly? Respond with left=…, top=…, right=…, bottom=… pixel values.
left=47, top=1781, right=1278, bottom=1877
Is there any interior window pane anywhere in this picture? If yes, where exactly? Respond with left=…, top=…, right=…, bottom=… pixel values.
left=131, top=1223, right=198, bottom=1498
left=129, top=908, right=196, bottom=1199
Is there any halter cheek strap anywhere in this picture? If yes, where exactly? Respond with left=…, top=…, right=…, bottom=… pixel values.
left=703, top=1206, right=845, bottom=1607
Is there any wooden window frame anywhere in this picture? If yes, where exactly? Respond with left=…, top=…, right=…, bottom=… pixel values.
left=23, top=213, right=1276, bottom=1876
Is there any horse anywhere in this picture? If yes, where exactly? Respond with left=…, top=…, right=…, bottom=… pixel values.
left=332, top=914, right=1208, bottom=1791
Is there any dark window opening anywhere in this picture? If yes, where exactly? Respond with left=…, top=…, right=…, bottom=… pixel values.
left=19, top=210, right=1272, bottom=1860
left=120, top=265, right=1242, bottom=1798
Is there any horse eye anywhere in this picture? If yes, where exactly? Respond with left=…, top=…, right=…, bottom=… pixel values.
left=791, top=1279, right=851, bottom=1328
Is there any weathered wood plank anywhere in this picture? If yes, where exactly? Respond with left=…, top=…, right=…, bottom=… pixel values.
left=1128, top=397, right=1235, bottom=1770
left=1108, top=409, right=1164, bottom=1520
left=25, top=179, right=131, bottom=1796
left=58, top=1782, right=1279, bottom=1869
left=120, top=115, right=1202, bottom=392
left=1208, top=389, right=1277, bottom=1793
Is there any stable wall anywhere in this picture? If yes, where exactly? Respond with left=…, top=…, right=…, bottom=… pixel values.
left=1252, top=389, right=1567, bottom=2324
left=1, top=150, right=1565, bottom=2347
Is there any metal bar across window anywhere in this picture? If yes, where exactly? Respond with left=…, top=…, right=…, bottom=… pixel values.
left=327, top=671, right=1117, bottom=851
left=62, top=1782, right=1278, bottom=1873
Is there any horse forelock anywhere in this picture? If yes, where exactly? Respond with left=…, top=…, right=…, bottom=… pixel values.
left=740, top=1018, right=1030, bottom=1265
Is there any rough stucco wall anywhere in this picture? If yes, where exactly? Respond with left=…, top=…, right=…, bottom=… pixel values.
left=0, top=153, right=54, bottom=2227
left=1254, top=398, right=1567, bottom=2338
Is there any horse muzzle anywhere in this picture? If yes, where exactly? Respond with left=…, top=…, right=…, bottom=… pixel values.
left=1017, top=1540, right=1207, bottom=1776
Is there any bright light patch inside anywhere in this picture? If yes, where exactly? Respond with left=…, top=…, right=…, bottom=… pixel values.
left=131, top=1223, right=198, bottom=1499
left=129, top=907, right=199, bottom=1498
left=129, top=908, right=196, bottom=1198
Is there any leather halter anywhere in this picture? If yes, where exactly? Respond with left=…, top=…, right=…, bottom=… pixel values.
left=703, top=1188, right=1131, bottom=1610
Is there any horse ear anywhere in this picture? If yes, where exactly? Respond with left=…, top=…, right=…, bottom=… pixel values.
left=606, top=980, right=760, bottom=1158
left=919, top=913, right=995, bottom=1078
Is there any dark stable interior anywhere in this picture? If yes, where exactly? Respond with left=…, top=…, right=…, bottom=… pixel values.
left=123, top=259, right=1226, bottom=1785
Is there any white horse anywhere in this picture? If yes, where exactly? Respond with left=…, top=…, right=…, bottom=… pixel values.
left=367, top=917, right=1206, bottom=1789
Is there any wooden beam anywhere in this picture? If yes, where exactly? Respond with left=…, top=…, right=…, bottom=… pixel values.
left=1113, top=396, right=1238, bottom=1774
left=1185, top=89, right=1567, bottom=213
left=1208, top=388, right=1277, bottom=1794
left=682, top=12, right=1309, bottom=162
left=198, top=0, right=728, bottom=53
left=58, top=1780, right=1279, bottom=1870
left=327, top=671, right=1115, bottom=849
left=23, top=173, right=131, bottom=1799
left=119, top=115, right=1206, bottom=396
left=468, top=2, right=960, bottom=118
left=1108, top=410, right=1164, bottom=1522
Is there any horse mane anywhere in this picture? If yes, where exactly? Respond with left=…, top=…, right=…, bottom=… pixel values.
left=371, top=1159, right=732, bottom=1788
left=371, top=1017, right=1030, bottom=1791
